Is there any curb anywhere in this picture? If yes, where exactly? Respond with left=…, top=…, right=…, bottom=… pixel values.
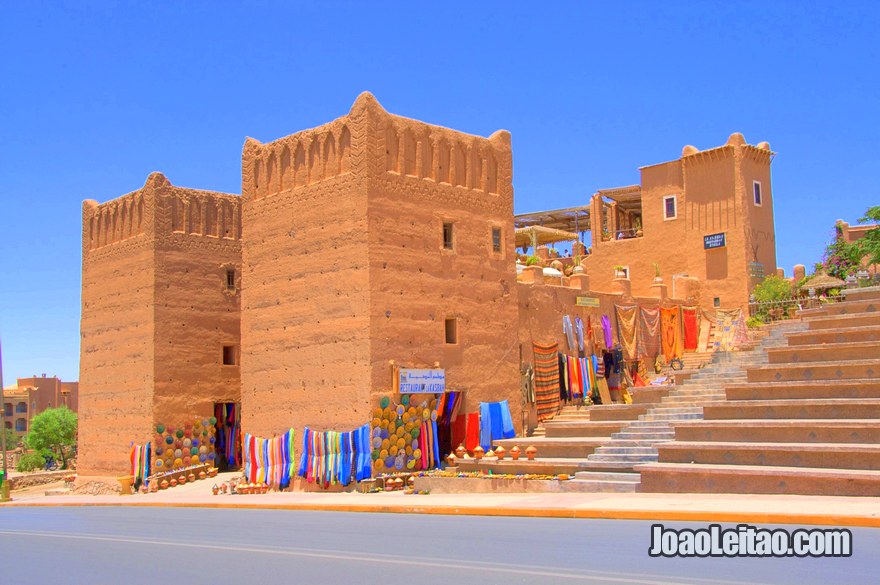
left=3, top=499, right=879, bottom=528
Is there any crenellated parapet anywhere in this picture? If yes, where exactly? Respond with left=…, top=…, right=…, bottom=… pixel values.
left=83, top=172, right=241, bottom=257
left=241, top=92, right=512, bottom=205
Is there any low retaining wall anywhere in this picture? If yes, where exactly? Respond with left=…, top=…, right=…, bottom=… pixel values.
left=8, top=471, right=69, bottom=490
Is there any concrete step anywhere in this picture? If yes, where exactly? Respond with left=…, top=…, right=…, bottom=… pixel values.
left=786, top=325, right=880, bottom=346
left=672, top=419, right=880, bottom=444
left=605, top=436, right=674, bottom=445
left=492, top=437, right=607, bottom=458
left=805, top=312, right=880, bottom=330
left=612, top=431, right=675, bottom=441
left=588, top=453, right=658, bottom=463
left=661, top=393, right=727, bottom=403
left=455, top=457, right=592, bottom=476
left=573, top=471, right=641, bottom=482
left=631, top=387, right=671, bottom=405
left=725, top=380, right=880, bottom=401
left=805, top=299, right=879, bottom=316
left=843, top=287, right=880, bottom=302
left=640, top=412, right=704, bottom=422
left=636, top=462, right=880, bottom=496
left=585, top=404, right=649, bottom=421
left=593, top=445, right=658, bottom=456
left=560, top=479, right=640, bottom=493
left=767, top=341, right=880, bottom=365
left=657, top=441, right=880, bottom=470
left=747, top=359, right=880, bottom=383
left=543, top=421, right=627, bottom=438
left=704, top=398, right=880, bottom=420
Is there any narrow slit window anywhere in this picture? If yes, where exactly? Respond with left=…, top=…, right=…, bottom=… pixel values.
left=753, top=181, right=762, bottom=206
left=444, top=318, right=458, bottom=344
left=663, top=195, right=677, bottom=220
left=491, top=227, right=502, bottom=253
left=222, top=345, right=237, bottom=365
left=443, top=222, right=454, bottom=250
left=226, top=269, right=236, bottom=291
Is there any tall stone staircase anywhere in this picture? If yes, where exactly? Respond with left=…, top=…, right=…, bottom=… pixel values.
left=637, top=287, right=880, bottom=496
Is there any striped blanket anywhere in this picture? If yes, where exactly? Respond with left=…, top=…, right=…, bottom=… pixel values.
left=533, top=342, right=561, bottom=422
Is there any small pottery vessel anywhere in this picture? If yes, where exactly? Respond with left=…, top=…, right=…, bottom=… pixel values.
left=485, top=449, right=495, bottom=458
left=178, top=476, right=186, bottom=485
left=525, top=446, right=538, bottom=461
left=454, top=444, right=466, bottom=459
left=445, top=453, right=456, bottom=466
left=494, top=445, right=506, bottom=460
left=510, top=446, right=521, bottom=461
left=208, top=467, right=218, bottom=478
left=407, top=475, right=415, bottom=488
left=198, top=471, right=207, bottom=480
left=187, top=473, right=196, bottom=483
left=212, top=484, right=219, bottom=495
left=169, top=478, right=178, bottom=488
left=220, top=483, right=228, bottom=494
left=150, top=482, right=158, bottom=493
left=160, top=479, right=169, bottom=490
left=473, top=446, right=485, bottom=460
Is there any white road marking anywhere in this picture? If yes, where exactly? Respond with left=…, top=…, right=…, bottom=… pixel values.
left=0, top=528, right=771, bottom=585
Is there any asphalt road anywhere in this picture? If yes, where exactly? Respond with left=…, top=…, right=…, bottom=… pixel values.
left=0, top=507, right=876, bottom=584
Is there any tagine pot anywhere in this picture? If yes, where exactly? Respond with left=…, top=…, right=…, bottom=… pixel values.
left=510, top=446, right=521, bottom=460
left=212, top=484, right=220, bottom=496
left=525, top=446, right=538, bottom=461
left=494, top=446, right=506, bottom=460
left=160, top=479, right=169, bottom=490
left=473, top=446, right=485, bottom=460
left=454, top=444, right=467, bottom=459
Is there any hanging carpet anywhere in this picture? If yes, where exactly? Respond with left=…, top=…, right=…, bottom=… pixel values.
left=533, top=342, right=561, bottom=423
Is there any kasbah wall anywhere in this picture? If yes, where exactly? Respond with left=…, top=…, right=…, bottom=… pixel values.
left=583, top=133, right=776, bottom=311
left=78, top=92, right=775, bottom=478
left=240, top=92, right=520, bottom=438
left=80, top=174, right=241, bottom=477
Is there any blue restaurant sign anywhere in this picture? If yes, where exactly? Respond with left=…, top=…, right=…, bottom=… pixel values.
left=704, top=232, right=726, bottom=250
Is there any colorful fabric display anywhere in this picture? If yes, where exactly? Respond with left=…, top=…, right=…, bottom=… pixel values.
left=682, top=306, right=700, bottom=351
left=297, top=424, right=371, bottom=488
left=463, top=412, right=481, bottom=452
left=129, top=442, right=151, bottom=491
left=637, top=306, right=661, bottom=360
left=215, top=403, right=242, bottom=468
left=575, top=317, right=585, bottom=353
left=533, top=342, right=561, bottom=422
left=710, top=308, right=749, bottom=351
left=614, top=304, right=639, bottom=360
left=243, top=429, right=295, bottom=489
left=562, top=315, right=577, bottom=353
left=660, top=306, right=684, bottom=361
left=479, top=400, right=516, bottom=451
left=521, top=365, right=536, bottom=405
left=558, top=353, right=571, bottom=401
left=601, top=315, right=613, bottom=350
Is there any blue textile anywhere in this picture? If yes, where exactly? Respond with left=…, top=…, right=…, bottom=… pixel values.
left=480, top=400, right=516, bottom=450
left=479, top=402, right=492, bottom=451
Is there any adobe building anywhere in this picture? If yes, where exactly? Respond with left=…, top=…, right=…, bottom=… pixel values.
left=79, top=175, right=241, bottom=476
left=584, top=134, right=776, bottom=311
left=78, top=93, right=521, bottom=478
left=2, top=374, right=78, bottom=437
left=77, top=93, right=776, bottom=480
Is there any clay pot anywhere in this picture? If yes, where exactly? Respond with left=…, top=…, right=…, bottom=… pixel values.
left=160, top=479, right=169, bottom=490
left=510, top=446, right=521, bottom=461
left=473, top=446, right=485, bottom=460
left=212, top=484, right=219, bottom=496
left=178, top=476, right=186, bottom=485
left=445, top=453, right=456, bottom=467
left=494, top=446, right=506, bottom=460
left=485, top=449, right=495, bottom=458
left=187, top=473, right=196, bottom=483
left=198, top=471, right=206, bottom=480
left=150, top=481, right=158, bottom=493
left=406, top=475, right=415, bottom=488
left=454, top=444, right=466, bottom=459
left=208, top=468, right=218, bottom=478
left=220, top=483, right=228, bottom=494
left=169, top=478, right=178, bottom=488
left=525, top=446, right=538, bottom=461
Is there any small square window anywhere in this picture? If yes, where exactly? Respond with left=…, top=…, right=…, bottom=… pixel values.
left=713, top=297, right=721, bottom=308
left=226, top=269, right=236, bottom=291
left=444, top=318, right=458, bottom=344
left=491, top=227, right=502, bottom=253
left=222, top=345, right=237, bottom=365
left=664, top=195, right=677, bottom=220
left=753, top=181, right=762, bottom=206
left=442, top=222, right=454, bottom=250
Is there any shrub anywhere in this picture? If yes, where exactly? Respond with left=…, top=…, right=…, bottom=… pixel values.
left=746, top=316, right=765, bottom=329
left=752, top=275, right=792, bottom=302
left=16, top=452, right=45, bottom=473
left=525, top=255, right=540, bottom=266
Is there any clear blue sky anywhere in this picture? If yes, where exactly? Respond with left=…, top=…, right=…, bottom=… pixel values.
left=1, top=1, right=877, bottom=382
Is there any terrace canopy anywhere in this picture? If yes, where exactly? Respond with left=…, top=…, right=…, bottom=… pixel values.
left=515, top=225, right=580, bottom=251
left=514, top=205, right=591, bottom=234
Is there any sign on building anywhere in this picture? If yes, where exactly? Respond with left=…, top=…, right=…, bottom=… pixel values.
left=398, top=368, right=446, bottom=394
left=704, top=232, right=726, bottom=250
left=576, top=296, right=601, bottom=307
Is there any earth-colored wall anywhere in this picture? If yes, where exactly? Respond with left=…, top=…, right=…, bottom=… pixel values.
left=365, top=99, right=520, bottom=424
left=80, top=184, right=155, bottom=477
left=240, top=107, right=371, bottom=438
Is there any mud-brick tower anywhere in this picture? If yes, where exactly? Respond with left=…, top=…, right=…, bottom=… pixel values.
left=79, top=173, right=241, bottom=477
left=240, top=92, right=521, bottom=437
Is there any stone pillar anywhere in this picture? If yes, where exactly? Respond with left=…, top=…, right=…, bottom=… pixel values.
left=612, top=277, right=631, bottom=296
left=776, top=267, right=785, bottom=278
left=520, top=266, right=544, bottom=285
left=536, top=247, right=550, bottom=261
left=569, top=274, right=590, bottom=290
left=793, top=264, right=806, bottom=282
left=650, top=282, right=668, bottom=300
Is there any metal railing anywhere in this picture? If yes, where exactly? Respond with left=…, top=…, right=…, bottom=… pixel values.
left=748, top=294, right=845, bottom=323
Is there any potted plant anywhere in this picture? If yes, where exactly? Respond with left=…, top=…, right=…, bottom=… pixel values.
left=613, top=265, right=626, bottom=279
left=653, top=262, right=663, bottom=283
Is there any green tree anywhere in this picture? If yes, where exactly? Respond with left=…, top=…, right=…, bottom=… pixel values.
left=24, top=407, right=77, bottom=470
left=857, top=206, right=880, bottom=266
left=822, top=224, right=863, bottom=279
left=751, top=275, right=792, bottom=302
